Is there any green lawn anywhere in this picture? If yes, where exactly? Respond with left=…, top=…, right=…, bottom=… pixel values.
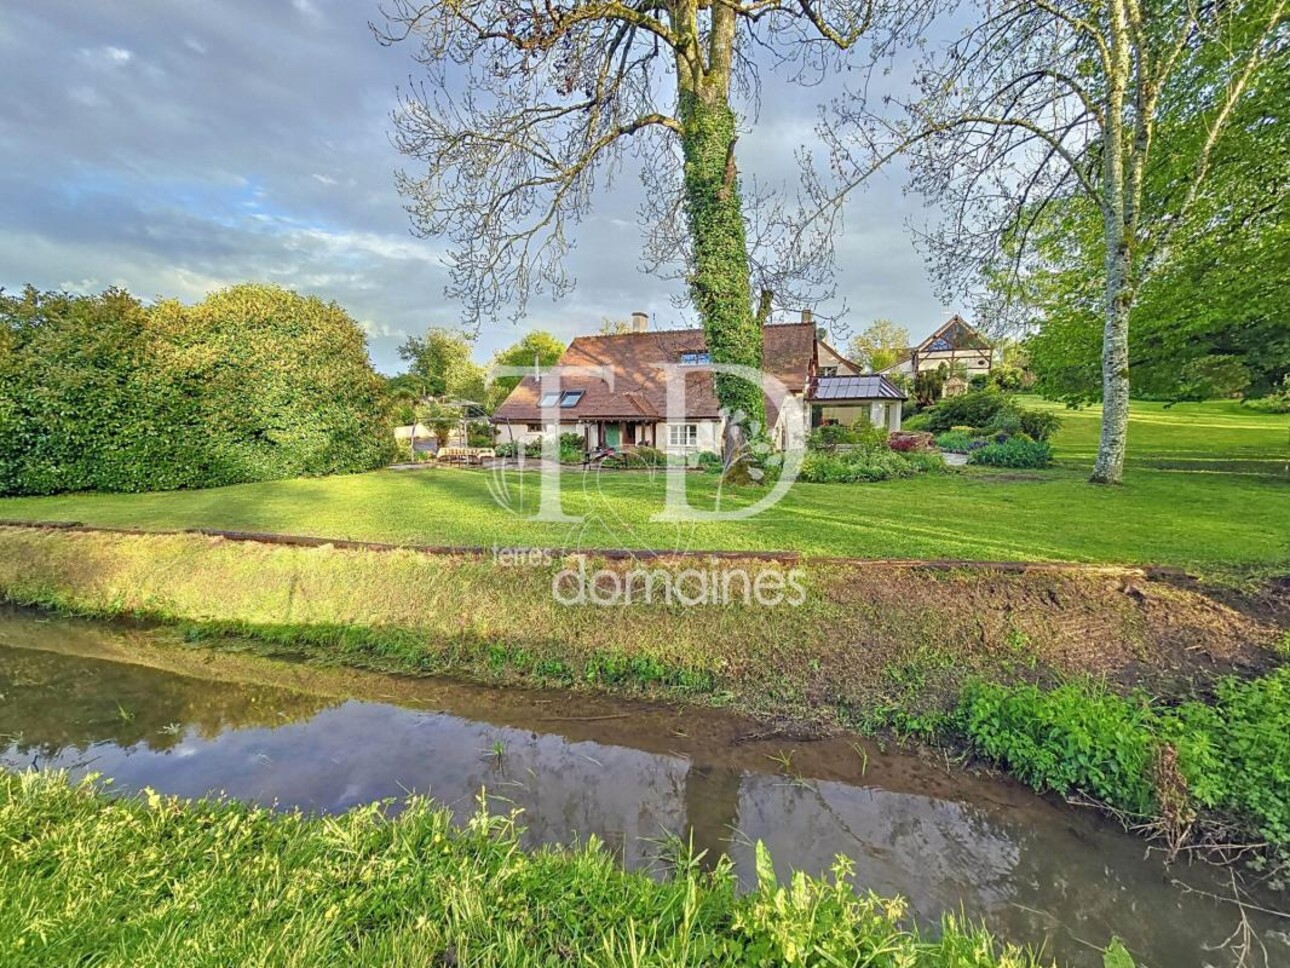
left=0, top=399, right=1285, bottom=569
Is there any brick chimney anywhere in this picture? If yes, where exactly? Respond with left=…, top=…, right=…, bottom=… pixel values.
left=800, top=308, right=813, bottom=325
left=631, top=311, right=649, bottom=333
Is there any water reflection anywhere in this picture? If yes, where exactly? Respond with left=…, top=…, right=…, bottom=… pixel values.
left=0, top=610, right=1283, bottom=968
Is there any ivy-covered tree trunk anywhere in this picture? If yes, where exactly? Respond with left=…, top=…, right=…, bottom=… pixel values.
left=675, top=6, right=765, bottom=475
left=679, top=93, right=764, bottom=435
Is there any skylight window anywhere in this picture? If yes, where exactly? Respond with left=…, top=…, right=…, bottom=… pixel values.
left=559, top=390, right=584, bottom=408
left=679, top=351, right=711, bottom=366
left=538, top=391, right=561, bottom=407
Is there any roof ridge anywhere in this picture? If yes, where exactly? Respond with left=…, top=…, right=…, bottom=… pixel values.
left=569, top=321, right=815, bottom=341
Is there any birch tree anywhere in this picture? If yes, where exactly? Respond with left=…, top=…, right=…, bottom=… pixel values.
left=373, top=0, right=876, bottom=447
left=815, top=0, right=1287, bottom=483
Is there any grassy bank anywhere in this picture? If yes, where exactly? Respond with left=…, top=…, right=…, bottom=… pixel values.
left=0, top=526, right=1279, bottom=725
left=0, top=770, right=1053, bottom=967
left=0, top=398, right=1285, bottom=570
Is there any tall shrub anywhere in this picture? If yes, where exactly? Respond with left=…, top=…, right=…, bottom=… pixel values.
left=0, top=284, right=394, bottom=495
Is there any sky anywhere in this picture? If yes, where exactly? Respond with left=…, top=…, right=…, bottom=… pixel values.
left=0, top=0, right=959, bottom=374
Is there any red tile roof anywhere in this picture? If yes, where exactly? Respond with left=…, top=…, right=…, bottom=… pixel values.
left=493, top=323, right=817, bottom=428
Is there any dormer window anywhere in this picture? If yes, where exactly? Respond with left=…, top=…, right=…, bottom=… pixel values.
left=819, top=366, right=838, bottom=377
left=679, top=351, right=711, bottom=366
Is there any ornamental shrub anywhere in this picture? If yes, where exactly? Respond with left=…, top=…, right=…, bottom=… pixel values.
left=918, top=389, right=1012, bottom=433
left=603, top=446, right=667, bottom=469
left=968, top=438, right=1052, bottom=468
left=934, top=430, right=976, bottom=453
left=1017, top=408, right=1063, bottom=441
left=800, top=447, right=947, bottom=483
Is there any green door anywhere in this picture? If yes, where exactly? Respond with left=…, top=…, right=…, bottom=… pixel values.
left=604, top=424, right=621, bottom=448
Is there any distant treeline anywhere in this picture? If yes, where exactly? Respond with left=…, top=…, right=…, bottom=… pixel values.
left=0, top=283, right=396, bottom=496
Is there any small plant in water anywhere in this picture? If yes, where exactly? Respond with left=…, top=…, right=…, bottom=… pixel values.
left=483, top=739, right=506, bottom=761
left=159, top=723, right=183, bottom=736
left=764, top=749, right=795, bottom=774
left=850, top=741, right=869, bottom=777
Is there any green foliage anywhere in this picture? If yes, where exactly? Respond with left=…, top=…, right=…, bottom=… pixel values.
left=958, top=669, right=1290, bottom=846
left=808, top=422, right=889, bottom=454
left=918, top=389, right=1012, bottom=433
left=487, top=331, right=566, bottom=409
left=397, top=327, right=485, bottom=402
left=679, top=92, right=765, bottom=437
left=846, top=319, right=910, bottom=372
left=912, top=369, right=945, bottom=408
left=800, top=447, right=947, bottom=484
left=1016, top=409, right=1062, bottom=442
left=934, top=430, right=977, bottom=454
left=1243, top=378, right=1290, bottom=414
left=1165, top=669, right=1290, bottom=847
left=957, top=681, right=1160, bottom=814
left=0, top=284, right=394, bottom=496
left=604, top=445, right=667, bottom=469
left=1017, top=54, right=1290, bottom=406
left=558, top=432, right=586, bottom=463
left=968, top=439, right=1053, bottom=469
left=693, top=450, right=724, bottom=473
left=416, top=399, right=462, bottom=447
left=0, top=770, right=1044, bottom=967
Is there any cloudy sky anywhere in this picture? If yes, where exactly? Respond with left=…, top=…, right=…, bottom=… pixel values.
left=0, top=0, right=957, bottom=373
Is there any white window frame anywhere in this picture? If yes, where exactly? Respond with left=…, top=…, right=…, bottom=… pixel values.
left=537, top=390, right=561, bottom=408
left=667, top=423, right=699, bottom=447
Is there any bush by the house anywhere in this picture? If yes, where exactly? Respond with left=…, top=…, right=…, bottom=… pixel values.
left=693, top=450, right=723, bottom=473
left=0, top=284, right=395, bottom=496
left=494, top=441, right=519, bottom=458
left=913, top=389, right=1063, bottom=443
left=967, top=438, right=1052, bottom=469
left=603, top=445, right=666, bottom=469
left=800, top=446, right=947, bottom=483
left=918, top=389, right=1013, bottom=433
left=807, top=422, right=888, bottom=454
left=466, top=423, right=496, bottom=448
left=559, top=432, right=587, bottom=462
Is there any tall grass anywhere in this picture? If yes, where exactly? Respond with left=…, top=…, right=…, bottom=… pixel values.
left=0, top=770, right=1050, bottom=967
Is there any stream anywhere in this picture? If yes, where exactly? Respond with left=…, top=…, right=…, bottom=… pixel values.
left=0, top=606, right=1284, bottom=967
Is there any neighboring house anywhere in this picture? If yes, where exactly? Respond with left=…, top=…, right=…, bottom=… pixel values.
left=879, top=315, right=993, bottom=395
left=492, top=312, right=906, bottom=456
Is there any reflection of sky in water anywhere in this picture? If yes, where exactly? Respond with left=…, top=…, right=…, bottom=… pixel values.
left=3, top=636, right=1286, bottom=968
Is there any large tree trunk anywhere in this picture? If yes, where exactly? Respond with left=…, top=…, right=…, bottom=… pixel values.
left=1091, top=241, right=1131, bottom=484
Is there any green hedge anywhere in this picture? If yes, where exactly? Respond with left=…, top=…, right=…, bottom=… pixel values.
left=0, top=284, right=395, bottom=495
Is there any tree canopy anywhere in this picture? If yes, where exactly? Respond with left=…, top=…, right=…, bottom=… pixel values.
left=847, top=319, right=909, bottom=372
left=398, top=327, right=487, bottom=403
left=486, top=331, right=567, bottom=409
left=377, top=0, right=877, bottom=459
left=820, top=0, right=1287, bottom=482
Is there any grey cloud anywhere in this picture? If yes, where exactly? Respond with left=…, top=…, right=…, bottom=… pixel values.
left=1, top=0, right=958, bottom=373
